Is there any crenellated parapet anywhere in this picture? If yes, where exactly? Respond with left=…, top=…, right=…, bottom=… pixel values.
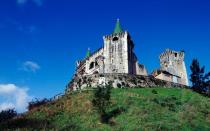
left=159, top=49, right=184, bottom=61
left=157, top=48, right=189, bottom=86
left=103, top=31, right=128, bottom=41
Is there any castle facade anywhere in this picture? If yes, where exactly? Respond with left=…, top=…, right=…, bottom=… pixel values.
left=76, top=19, right=147, bottom=77
left=69, top=20, right=189, bottom=91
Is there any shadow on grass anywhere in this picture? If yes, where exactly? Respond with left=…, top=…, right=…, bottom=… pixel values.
left=60, top=124, right=81, bottom=131
left=101, top=106, right=126, bottom=125
left=0, top=117, right=81, bottom=130
left=0, top=118, right=53, bottom=129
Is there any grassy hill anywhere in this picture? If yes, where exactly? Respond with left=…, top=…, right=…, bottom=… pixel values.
left=1, top=87, right=210, bottom=130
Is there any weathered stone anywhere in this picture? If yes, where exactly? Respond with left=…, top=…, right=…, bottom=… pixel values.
left=67, top=21, right=189, bottom=92
left=65, top=74, right=188, bottom=92
left=152, top=49, right=189, bottom=86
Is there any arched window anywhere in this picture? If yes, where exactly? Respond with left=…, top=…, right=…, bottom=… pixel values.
left=89, top=62, right=94, bottom=69
left=112, top=37, right=119, bottom=41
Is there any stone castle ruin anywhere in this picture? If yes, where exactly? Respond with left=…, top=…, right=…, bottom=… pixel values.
left=66, top=20, right=189, bottom=91
left=152, top=49, right=189, bottom=86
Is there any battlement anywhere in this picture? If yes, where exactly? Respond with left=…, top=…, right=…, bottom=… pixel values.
left=157, top=49, right=189, bottom=86
left=159, top=49, right=184, bottom=61
left=103, top=31, right=128, bottom=40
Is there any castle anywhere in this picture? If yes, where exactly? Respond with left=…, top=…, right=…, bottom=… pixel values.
left=67, top=20, right=188, bottom=91
left=152, top=49, right=189, bottom=86
left=76, top=19, right=147, bottom=77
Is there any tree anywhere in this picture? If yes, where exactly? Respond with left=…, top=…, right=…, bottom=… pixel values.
left=207, top=80, right=210, bottom=97
left=0, top=109, right=17, bottom=123
left=190, top=59, right=210, bottom=94
left=92, top=85, right=112, bottom=123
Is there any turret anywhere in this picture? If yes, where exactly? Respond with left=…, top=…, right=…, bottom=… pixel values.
left=159, top=49, right=189, bottom=86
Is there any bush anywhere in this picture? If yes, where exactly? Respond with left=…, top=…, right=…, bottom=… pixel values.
left=0, top=109, right=17, bottom=123
left=92, top=85, right=126, bottom=124
left=92, top=85, right=111, bottom=115
left=28, top=98, right=50, bottom=111
left=152, top=89, right=158, bottom=94
left=92, top=85, right=112, bottom=123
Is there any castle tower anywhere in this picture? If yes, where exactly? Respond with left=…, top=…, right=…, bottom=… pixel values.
left=103, top=19, right=136, bottom=74
left=159, top=49, right=189, bottom=86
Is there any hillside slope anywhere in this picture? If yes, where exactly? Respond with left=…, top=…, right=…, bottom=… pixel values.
left=1, top=87, right=210, bottom=130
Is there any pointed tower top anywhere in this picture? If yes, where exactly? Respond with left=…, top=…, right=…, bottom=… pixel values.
left=113, top=19, right=123, bottom=34
left=86, top=48, right=91, bottom=58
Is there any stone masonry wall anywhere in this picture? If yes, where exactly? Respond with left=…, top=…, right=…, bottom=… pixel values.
left=66, top=74, right=188, bottom=92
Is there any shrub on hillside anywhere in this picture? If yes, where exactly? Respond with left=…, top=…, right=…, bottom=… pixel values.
left=152, top=89, right=158, bottom=94
left=0, top=109, right=17, bottom=123
left=28, top=98, right=50, bottom=111
left=92, top=85, right=112, bottom=115
left=207, top=80, right=210, bottom=97
left=92, top=85, right=126, bottom=124
left=92, top=85, right=112, bottom=123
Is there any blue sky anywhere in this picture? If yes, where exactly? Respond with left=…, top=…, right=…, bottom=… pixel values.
left=0, top=0, right=210, bottom=112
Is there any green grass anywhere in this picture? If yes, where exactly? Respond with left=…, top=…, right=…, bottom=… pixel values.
left=1, top=87, right=210, bottom=130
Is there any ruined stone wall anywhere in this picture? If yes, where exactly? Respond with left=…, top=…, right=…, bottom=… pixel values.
left=159, top=49, right=189, bottom=86
left=66, top=74, right=187, bottom=92
left=136, top=64, right=147, bottom=76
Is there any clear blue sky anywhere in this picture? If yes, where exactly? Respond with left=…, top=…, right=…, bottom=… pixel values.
left=0, top=0, right=210, bottom=111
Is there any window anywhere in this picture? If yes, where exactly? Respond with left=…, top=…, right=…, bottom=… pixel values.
left=95, top=62, right=99, bottom=66
left=89, top=62, right=94, bottom=69
left=111, top=59, right=113, bottom=64
left=112, top=37, right=119, bottom=41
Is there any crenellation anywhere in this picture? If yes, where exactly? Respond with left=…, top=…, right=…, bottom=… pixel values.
left=155, top=49, right=189, bottom=86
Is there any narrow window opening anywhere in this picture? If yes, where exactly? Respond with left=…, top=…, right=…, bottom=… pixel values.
left=113, top=37, right=119, bottom=41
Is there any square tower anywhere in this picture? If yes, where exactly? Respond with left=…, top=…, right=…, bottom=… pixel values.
left=159, top=49, right=189, bottom=86
left=103, top=19, right=136, bottom=74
